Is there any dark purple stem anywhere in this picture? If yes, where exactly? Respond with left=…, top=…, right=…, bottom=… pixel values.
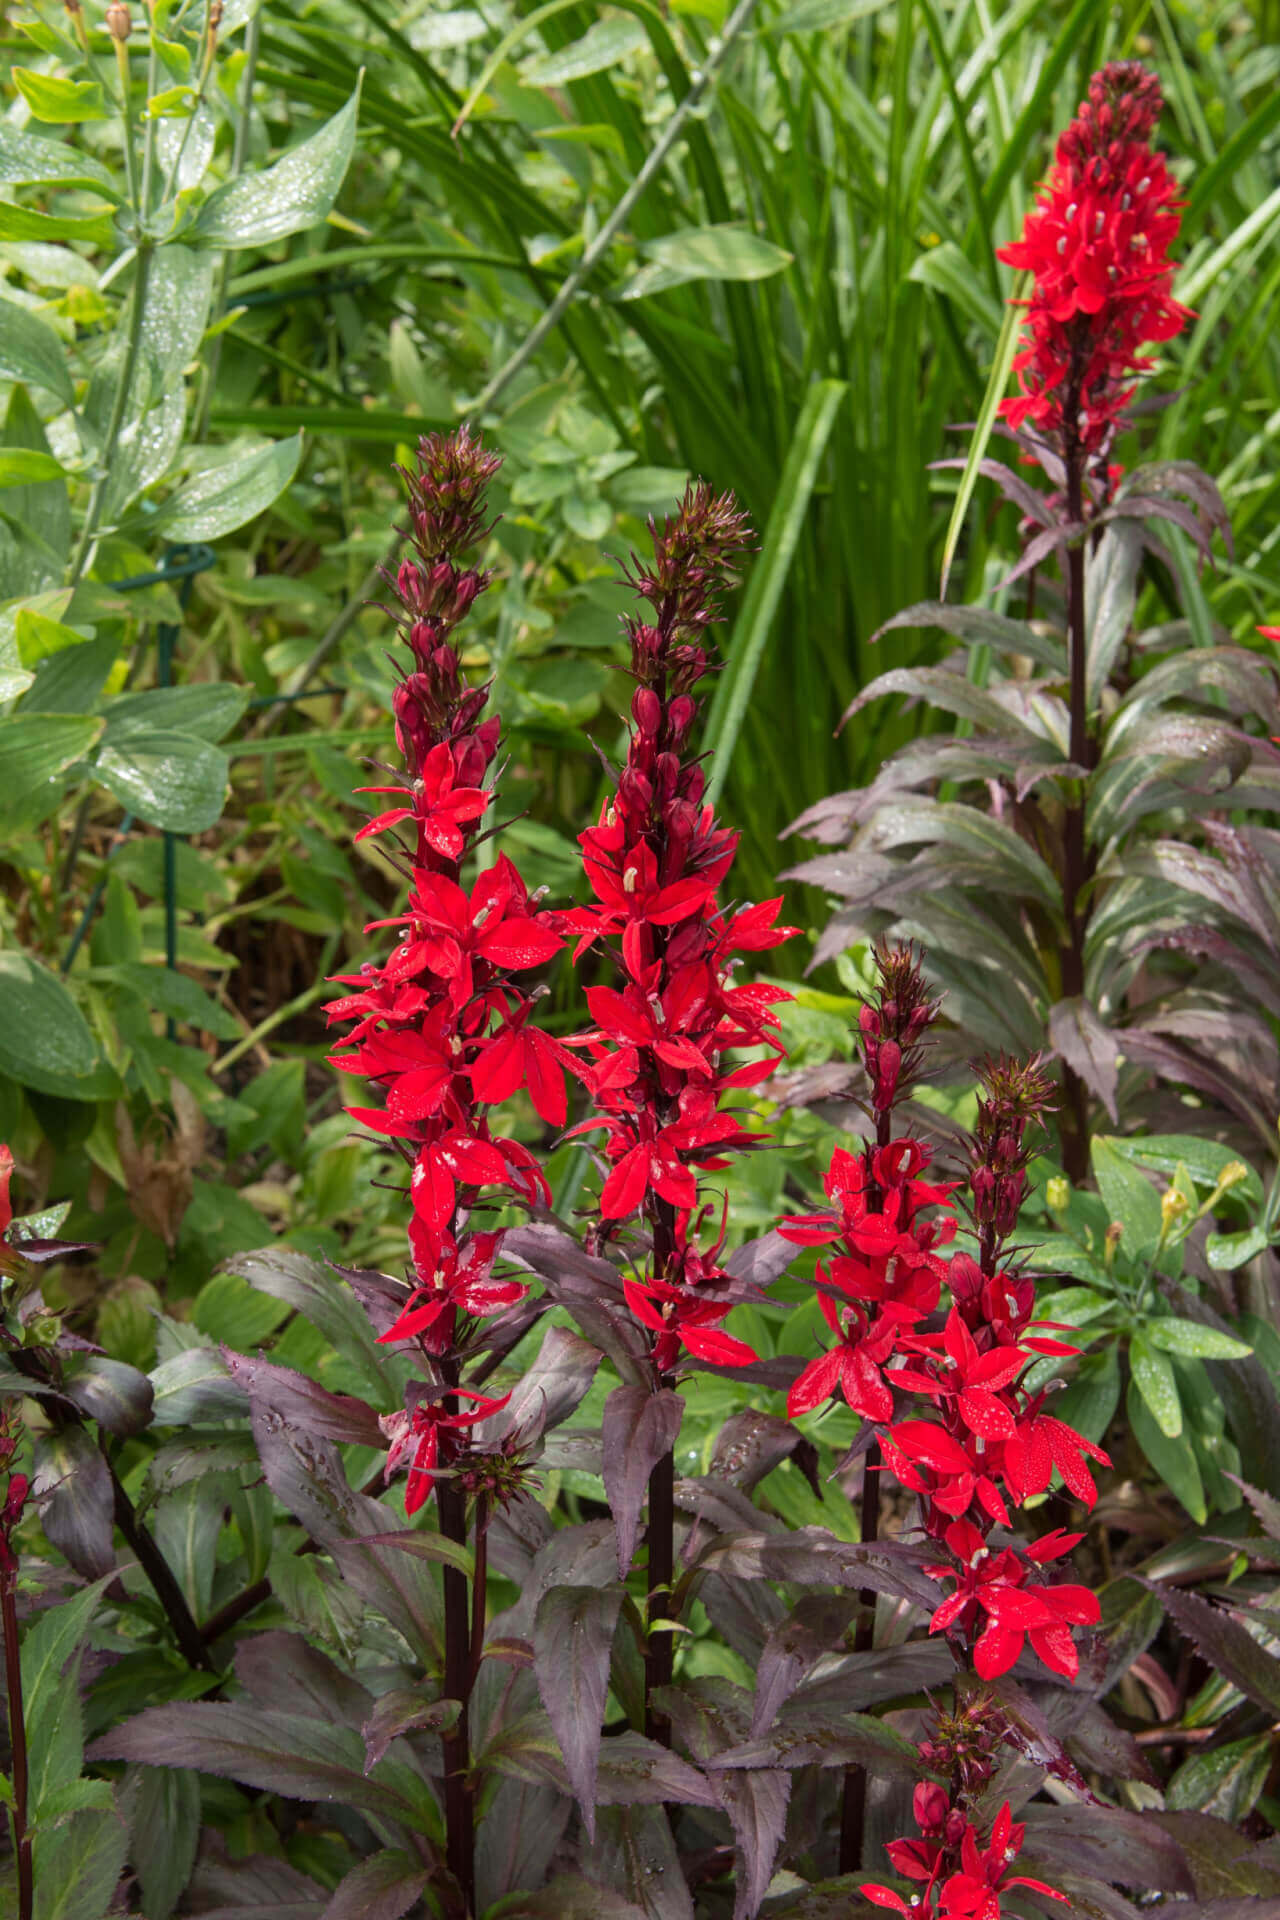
left=2, top=1572, right=31, bottom=1920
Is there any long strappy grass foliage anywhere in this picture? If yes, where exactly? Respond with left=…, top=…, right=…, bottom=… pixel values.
left=228, top=0, right=1280, bottom=910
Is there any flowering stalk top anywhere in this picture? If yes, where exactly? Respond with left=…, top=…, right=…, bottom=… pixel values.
left=998, top=60, right=1191, bottom=458
left=325, top=428, right=567, bottom=1511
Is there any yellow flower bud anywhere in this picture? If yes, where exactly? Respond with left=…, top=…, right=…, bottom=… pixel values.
left=1161, top=1186, right=1189, bottom=1229
left=1045, top=1176, right=1070, bottom=1213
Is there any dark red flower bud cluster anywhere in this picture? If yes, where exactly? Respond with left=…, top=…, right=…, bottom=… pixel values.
left=998, top=60, right=1191, bottom=455
left=858, top=942, right=940, bottom=1117
left=562, top=483, right=797, bottom=1375
left=324, top=430, right=570, bottom=1507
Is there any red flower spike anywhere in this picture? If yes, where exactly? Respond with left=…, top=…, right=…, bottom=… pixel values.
left=997, top=61, right=1191, bottom=455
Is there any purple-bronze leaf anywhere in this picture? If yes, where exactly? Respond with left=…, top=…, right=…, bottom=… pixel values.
left=751, top=1594, right=859, bottom=1738
left=32, top=1424, right=114, bottom=1579
left=223, top=1350, right=384, bottom=1448
left=709, top=1409, right=816, bottom=1495
left=87, top=1705, right=423, bottom=1827
left=532, top=1581, right=625, bottom=1840
left=690, top=1527, right=937, bottom=1609
left=319, top=1851, right=429, bottom=1920
left=61, top=1354, right=154, bottom=1437
left=601, top=1384, right=683, bottom=1579
left=360, top=1690, right=459, bottom=1772
left=234, top=1631, right=372, bottom=1725
left=1048, top=997, right=1121, bottom=1122
left=707, top=1707, right=926, bottom=1777
left=582, top=1806, right=694, bottom=1920
left=1019, top=1803, right=1194, bottom=1894
left=474, top=1323, right=601, bottom=1446
left=1148, top=1583, right=1280, bottom=1718
left=184, top=1852, right=328, bottom=1920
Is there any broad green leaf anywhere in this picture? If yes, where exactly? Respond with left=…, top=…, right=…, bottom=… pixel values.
left=0, top=384, right=70, bottom=600
left=15, top=607, right=88, bottom=666
left=154, top=435, right=303, bottom=541
left=0, top=122, right=120, bottom=196
left=639, top=224, right=794, bottom=285
left=704, top=379, right=846, bottom=801
left=102, top=683, right=250, bottom=743
left=191, top=85, right=361, bottom=248
left=522, top=17, right=647, bottom=84
left=1144, top=1318, right=1252, bottom=1361
left=33, top=1804, right=129, bottom=1920
left=1130, top=1332, right=1182, bottom=1438
left=0, top=299, right=74, bottom=405
left=22, top=1577, right=114, bottom=1817
left=1052, top=1342, right=1120, bottom=1446
left=1167, top=1735, right=1271, bottom=1823
left=94, top=725, right=230, bottom=833
left=1206, top=1226, right=1271, bottom=1272
left=1106, top=1134, right=1263, bottom=1207
left=93, top=962, right=242, bottom=1039
left=0, top=952, right=113, bottom=1100
left=10, top=70, right=109, bottom=123
left=1090, top=1136, right=1164, bottom=1258
left=130, top=1768, right=201, bottom=1920
left=0, top=205, right=115, bottom=246
left=0, top=712, right=100, bottom=802
left=0, top=449, right=65, bottom=487
left=1127, top=1380, right=1205, bottom=1521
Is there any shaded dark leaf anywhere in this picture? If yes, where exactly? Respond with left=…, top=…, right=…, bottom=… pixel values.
left=724, top=1230, right=798, bottom=1290
left=475, top=1323, right=602, bottom=1445
left=318, top=1850, right=429, bottom=1920
left=601, top=1385, right=683, bottom=1579
left=751, top=1594, right=859, bottom=1737
left=1020, top=1803, right=1195, bottom=1893
left=488, top=1873, right=647, bottom=1918
left=61, top=1355, right=154, bottom=1437
left=1148, top=1582, right=1280, bottom=1717
left=533, top=1582, right=624, bottom=1838
left=33, top=1425, right=114, bottom=1578
left=223, top=1350, right=384, bottom=1447
left=581, top=1805, right=694, bottom=1920
left=869, top=598, right=1065, bottom=672
left=234, top=1633, right=372, bottom=1725
left=1145, top=1815, right=1280, bottom=1901
left=361, top=1690, right=458, bottom=1772
left=184, top=1853, right=327, bottom=1920
left=1048, top=998, right=1120, bottom=1122
left=691, top=1527, right=936, bottom=1608
left=88, top=1705, right=424, bottom=1826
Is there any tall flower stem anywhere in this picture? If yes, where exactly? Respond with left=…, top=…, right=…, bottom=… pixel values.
left=1059, top=442, right=1092, bottom=1183
left=438, top=1464, right=475, bottom=1914
left=1, top=1570, right=31, bottom=1920
left=839, top=1435, right=882, bottom=1873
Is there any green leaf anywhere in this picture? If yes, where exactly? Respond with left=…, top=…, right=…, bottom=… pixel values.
left=191, top=85, right=361, bottom=248
left=0, top=205, right=115, bottom=246
left=194, top=1270, right=291, bottom=1346
left=0, top=449, right=65, bottom=487
left=10, top=70, right=109, bottom=123
left=522, top=17, right=647, bottom=84
left=0, top=953, right=114, bottom=1099
left=765, top=0, right=889, bottom=31
left=1144, top=1318, right=1252, bottom=1361
left=704, top=379, right=846, bottom=801
left=15, top=608, right=88, bottom=667
left=1167, top=1735, right=1272, bottom=1823
left=1090, top=1136, right=1164, bottom=1258
left=0, top=712, right=100, bottom=805
left=93, top=962, right=241, bottom=1039
left=1127, top=1379, right=1205, bottom=1521
left=33, top=1804, right=129, bottom=1920
left=0, top=122, right=120, bottom=196
left=1053, top=1341, right=1120, bottom=1446
left=638, top=224, right=794, bottom=285
left=102, top=683, right=250, bottom=743
left=94, top=724, right=230, bottom=833
left=0, top=299, right=75, bottom=405
left=130, top=1768, right=201, bottom=1920
left=21, top=1577, right=114, bottom=1803
left=1207, top=1226, right=1271, bottom=1272
left=1131, top=1332, right=1182, bottom=1438
left=153, top=436, right=303, bottom=541
left=1105, top=1134, right=1263, bottom=1208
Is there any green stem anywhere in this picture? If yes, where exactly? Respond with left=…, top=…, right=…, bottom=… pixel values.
left=68, top=244, right=154, bottom=586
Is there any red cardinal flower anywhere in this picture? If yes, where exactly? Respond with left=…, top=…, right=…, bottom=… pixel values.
left=926, top=1519, right=1100, bottom=1680
left=378, top=1225, right=523, bottom=1352
left=998, top=61, right=1191, bottom=454
left=354, top=741, right=491, bottom=857
left=382, top=1386, right=513, bottom=1513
